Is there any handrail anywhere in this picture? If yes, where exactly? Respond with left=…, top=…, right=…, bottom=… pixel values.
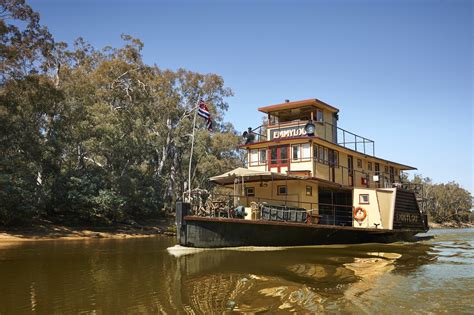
left=245, top=120, right=375, bottom=156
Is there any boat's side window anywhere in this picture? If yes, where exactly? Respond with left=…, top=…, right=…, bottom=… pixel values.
left=259, top=149, right=267, bottom=164
left=359, top=194, right=369, bottom=204
left=270, top=147, right=278, bottom=164
left=245, top=187, right=255, bottom=197
left=292, top=144, right=299, bottom=161
left=277, top=185, right=287, bottom=195
left=368, top=162, right=372, bottom=171
left=306, top=185, right=312, bottom=196
left=357, top=159, right=362, bottom=168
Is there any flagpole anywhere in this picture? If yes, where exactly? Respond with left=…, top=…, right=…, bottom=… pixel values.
left=188, top=94, right=200, bottom=202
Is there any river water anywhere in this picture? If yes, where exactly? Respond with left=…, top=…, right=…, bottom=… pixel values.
left=0, top=228, right=472, bottom=314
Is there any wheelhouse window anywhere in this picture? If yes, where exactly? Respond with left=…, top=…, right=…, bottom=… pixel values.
left=277, top=185, right=287, bottom=195
left=245, top=187, right=255, bottom=197
left=259, top=149, right=267, bottom=164
left=316, top=109, right=324, bottom=122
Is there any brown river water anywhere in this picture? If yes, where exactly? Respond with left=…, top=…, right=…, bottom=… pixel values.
left=0, top=228, right=473, bottom=314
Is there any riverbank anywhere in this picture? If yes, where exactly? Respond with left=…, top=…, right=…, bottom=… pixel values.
left=428, top=221, right=474, bottom=229
left=0, top=219, right=176, bottom=242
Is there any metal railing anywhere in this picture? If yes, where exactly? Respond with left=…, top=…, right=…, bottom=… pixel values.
left=246, top=120, right=375, bottom=156
left=188, top=192, right=355, bottom=227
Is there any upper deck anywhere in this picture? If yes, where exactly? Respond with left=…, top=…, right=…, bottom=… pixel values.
left=240, top=98, right=415, bottom=189
left=248, top=98, right=375, bottom=156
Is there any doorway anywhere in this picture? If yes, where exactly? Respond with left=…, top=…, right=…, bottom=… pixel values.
left=268, top=145, right=289, bottom=173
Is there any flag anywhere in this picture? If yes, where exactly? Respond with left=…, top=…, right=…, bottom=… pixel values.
left=197, top=100, right=210, bottom=119
left=197, top=99, right=212, bottom=131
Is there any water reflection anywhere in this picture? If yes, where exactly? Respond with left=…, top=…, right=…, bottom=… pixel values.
left=0, top=229, right=472, bottom=314
left=171, top=242, right=436, bottom=313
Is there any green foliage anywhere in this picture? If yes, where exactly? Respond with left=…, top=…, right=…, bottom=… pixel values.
left=0, top=0, right=241, bottom=226
left=406, top=175, right=472, bottom=223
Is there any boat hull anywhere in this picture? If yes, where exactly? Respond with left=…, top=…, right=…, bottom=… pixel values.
left=178, top=215, right=422, bottom=248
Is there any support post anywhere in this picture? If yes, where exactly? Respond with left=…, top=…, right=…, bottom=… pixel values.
left=176, top=202, right=190, bottom=245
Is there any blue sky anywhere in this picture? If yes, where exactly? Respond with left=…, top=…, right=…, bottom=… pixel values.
left=30, top=0, right=473, bottom=193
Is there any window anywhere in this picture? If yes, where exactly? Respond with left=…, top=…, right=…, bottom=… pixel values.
left=245, top=187, right=255, bottom=197
left=357, top=159, right=362, bottom=168
left=318, top=146, right=325, bottom=162
left=270, top=147, right=277, bottom=165
left=259, top=149, right=267, bottom=164
left=306, top=185, right=312, bottom=196
left=316, top=109, right=324, bottom=122
left=375, top=163, right=380, bottom=174
left=359, top=194, right=369, bottom=204
left=292, top=144, right=299, bottom=161
left=368, top=162, right=372, bottom=171
left=277, top=185, right=287, bottom=195
left=328, top=150, right=339, bottom=166
left=384, top=166, right=389, bottom=174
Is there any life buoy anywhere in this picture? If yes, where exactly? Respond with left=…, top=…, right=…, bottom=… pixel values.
left=353, top=207, right=367, bottom=223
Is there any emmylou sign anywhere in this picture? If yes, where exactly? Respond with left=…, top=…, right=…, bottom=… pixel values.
left=270, top=126, right=308, bottom=140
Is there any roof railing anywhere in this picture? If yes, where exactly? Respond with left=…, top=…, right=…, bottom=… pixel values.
left=244, top=120, right=375, bottom=156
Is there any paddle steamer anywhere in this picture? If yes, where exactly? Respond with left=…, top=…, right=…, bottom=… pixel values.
left=176, top=98, right=428, bottom=248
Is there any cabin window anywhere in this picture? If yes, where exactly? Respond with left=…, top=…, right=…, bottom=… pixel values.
left=249, top=149, right=258, bottom=166
left=306, top=185, right=312, bottom=196
left=329, top=150, right=339, bottom=166
left=359, top=194, right=369, bottom=204
left=384, top=166, right=389, bottom=174
left=316, top=109, right=324, bottom=122
left=375, top=163, right=380, bottom=174
left=292, top=144, right=299, bottom=161
left=277, top=185, right=287, bottom=195
left=270, top=147, right=278, bottom=164
left=368, top=162, right=372, bottom=171
left=259, top=149, right=267, bottom=164
left=357, top=159, right=362, bottom=168
left=245, top=187, right=255, bottom=197
left=301, top=143, right=311, bottom=160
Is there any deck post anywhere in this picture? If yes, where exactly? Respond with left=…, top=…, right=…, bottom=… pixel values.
left=176, top=202, right=190, bottom=245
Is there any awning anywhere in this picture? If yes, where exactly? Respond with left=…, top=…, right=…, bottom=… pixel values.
left=209, top=167, right=305, bottom=185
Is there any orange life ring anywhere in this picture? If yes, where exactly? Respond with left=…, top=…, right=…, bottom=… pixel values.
left=353, top=207, right=367, bottom=222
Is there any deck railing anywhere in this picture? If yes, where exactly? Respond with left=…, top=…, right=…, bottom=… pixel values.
left=246, top=120, right=375, bottom=156
left=188, top=192, right=355, bottom=227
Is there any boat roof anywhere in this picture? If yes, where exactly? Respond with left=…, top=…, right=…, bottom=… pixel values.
left=258, top=98, right=339, bottom=114
left=210, top=167, right=305, bottom=185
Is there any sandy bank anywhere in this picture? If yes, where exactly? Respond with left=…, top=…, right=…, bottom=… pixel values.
left=0, top=219, right=176, bottom=242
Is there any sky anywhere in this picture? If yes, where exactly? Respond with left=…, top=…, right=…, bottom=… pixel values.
left=30, top=0, right=473, bottom=193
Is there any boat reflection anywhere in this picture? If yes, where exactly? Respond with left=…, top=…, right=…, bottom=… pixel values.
left=169, top=242, right=435, bottom=313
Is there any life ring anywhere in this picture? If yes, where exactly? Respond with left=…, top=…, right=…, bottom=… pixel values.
left=353, top=207, right=367, bottom=222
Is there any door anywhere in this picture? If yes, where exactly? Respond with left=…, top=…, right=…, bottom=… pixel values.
left=269, top=145, right=289, bottom=173
left=347, top=155, right=354, bottom=186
